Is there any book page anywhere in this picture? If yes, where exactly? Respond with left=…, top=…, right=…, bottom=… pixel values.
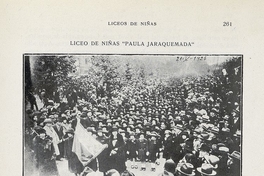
left=1, top=0, right=263, bottom=175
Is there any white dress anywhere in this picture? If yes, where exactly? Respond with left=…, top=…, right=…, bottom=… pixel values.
left=44, top=125, right=60, bottom=155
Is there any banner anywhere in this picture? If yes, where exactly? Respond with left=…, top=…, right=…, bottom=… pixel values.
left=72, top=118, right=107, bottom=166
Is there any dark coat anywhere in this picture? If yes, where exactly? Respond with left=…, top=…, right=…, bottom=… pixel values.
left=64, top=135, right=84, bottom=174
left=97, top=135, right=109, bottom=172
left=137, top=138, right=148, bottom=161
left=33, top=136, right=58, bottom=176
left=107, top=135, right=126, bottom=173
left=163, top=136, right=173, bottom=160
left=148, top=139, right=160, bottom=162
left=126, top=139, right=138, bottom=159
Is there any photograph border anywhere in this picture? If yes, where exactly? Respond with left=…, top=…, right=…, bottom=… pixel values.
left=23, top=53, right=243, bottom=176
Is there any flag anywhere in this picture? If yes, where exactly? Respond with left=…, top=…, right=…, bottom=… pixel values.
left=72, top=118, right=107, bottom=166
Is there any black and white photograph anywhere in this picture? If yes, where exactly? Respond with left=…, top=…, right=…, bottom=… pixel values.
left=24, top=54, right=242, bottom=176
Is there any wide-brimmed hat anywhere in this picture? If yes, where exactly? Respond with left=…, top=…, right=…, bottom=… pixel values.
left=197, top=164, right=217, bottom=176
left=34, top=126, right=46, bottom=134
left=177, top=163, right=195, bottom=176
left=43, top=118, right=52, bottom=124
left=221, top=127, right=230, bottom=133
left=207, top=155, right=220, bottom=168
left=229, top=151, right=241, bottom=160
left=218, top=146, right=230, bottom=154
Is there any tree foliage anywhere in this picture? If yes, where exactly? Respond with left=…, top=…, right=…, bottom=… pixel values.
left=32, top=56, right=76, bottom=98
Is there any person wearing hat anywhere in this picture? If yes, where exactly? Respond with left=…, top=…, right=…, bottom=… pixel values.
left=228, top=151, right=241, bottom=176
left=107, top=126, right=126, bottom=174
left=197, top=143, right=211, bottom=167
left=126, top=132, right=138, bottom=169
left=102, top=126, right=110, bottom=138
left=177, top=153, right=196, bottom=170
left=197, top=163, right=217, bottom=176
left=232, top=130, right=241, bottom=152
left=43, top=118, right=61, bottom=157
left=177, top=163, right=195, bottom=176
left=119, top=129, right=128, bottom=143
left=53, top=117, right=64, bottom=160
left=148, top=131, right=161, bottom=171
left=158, top=159, right=176, bottom=176
left=216, top=146, right=229, bottom=176
left=33, top=127, right=59, bottom=176
left=136, top=133, right=149, bottom=171
left=96, top=128, right=110, bottom=175
left=163, top=130, right=173, bottom=160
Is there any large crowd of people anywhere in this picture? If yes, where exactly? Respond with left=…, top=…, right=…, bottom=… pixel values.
left=25, top=60, right=242, bottom=176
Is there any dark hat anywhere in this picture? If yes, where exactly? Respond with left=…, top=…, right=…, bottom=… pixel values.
left=120, top=170, right=135, bottom=176
left=34, top=127, right=46, bottom=134
left=200, top=143, right=210, bottom=153
left=106, top=169, right=120, bottom=176
left=164, top=159, right=176, bottom=174
left=197, top=164, right=216, bottom=176
left=87, top=127, right=95, bottom=133
left=177, top=163, right=195, bottom=176
left=26, top=109, right=34, bottom=114
left=184, top=140, right=193, bottom=152
left=33, top=111, right=42, bottom=116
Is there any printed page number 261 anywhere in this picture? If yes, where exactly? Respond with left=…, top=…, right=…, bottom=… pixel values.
left=223, top=22, right=232, bottom=26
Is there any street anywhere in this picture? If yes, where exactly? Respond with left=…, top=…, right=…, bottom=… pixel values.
left=56, top=158, right=167, bottom=176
